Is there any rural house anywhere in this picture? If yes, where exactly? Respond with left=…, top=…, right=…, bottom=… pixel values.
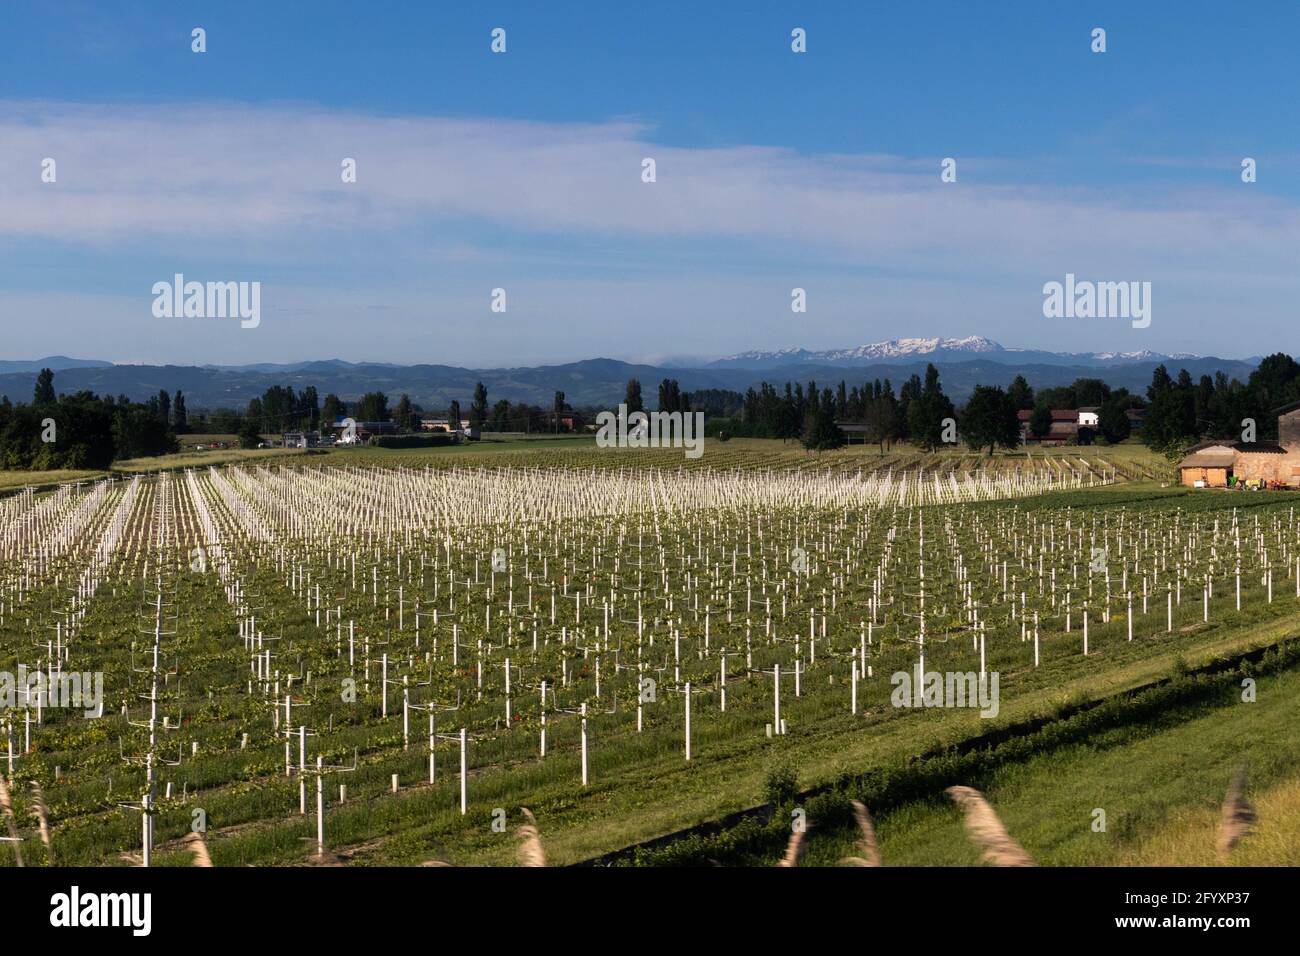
left=1177, top=402, right=1300, bottom=488
left=1018, top=409, right=1084, bottom=446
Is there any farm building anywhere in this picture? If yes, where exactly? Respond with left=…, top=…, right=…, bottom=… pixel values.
left=420, top=418, right=479, bottom=440
left=1018, top=409, right=1084, bottom=446
left=1176, top=442, right=1237, bottom=487
left=420, top=418, right=470, bottom=432
left=1177, top=403, right=1300, bottom=488
left=328, top=419, right=397, bottom=443
left=1018, top=405, right=1143, bottom=446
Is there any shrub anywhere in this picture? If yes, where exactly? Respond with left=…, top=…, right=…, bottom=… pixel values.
left=764, top=763, right=798, bottom=806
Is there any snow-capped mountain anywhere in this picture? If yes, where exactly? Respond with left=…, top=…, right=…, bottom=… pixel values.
left=1087, top=349, right=1200, bottom=362
left=707, top=337, right=1202, bottom=370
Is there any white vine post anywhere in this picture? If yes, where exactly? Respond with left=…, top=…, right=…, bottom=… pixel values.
left=773, top=663, right=781, bottom=734
left=684, top=682, right=692, bottom=760
left=122, top=513, right=184, bottom=868
left=296, top=726, right=320, bottom=814
left=539, top=680, right=548, bottom=754
left=581, top=712, right=589, bottom=786
left=309, top=748, right=357, bottom=857
left=460, top=727, right=468, bottom=812
left=412, top=698, right=457, bottom=783
left=718, top=648, right=741, bottom=712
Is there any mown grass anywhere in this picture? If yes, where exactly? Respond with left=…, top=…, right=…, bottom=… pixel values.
left=2, top=435, right=1173, bottom=486
left=0, top=468, right=105, bottom=491
left=112, top=447, right=307, bottom=471
left=781, top=658, right=1300, bottom=867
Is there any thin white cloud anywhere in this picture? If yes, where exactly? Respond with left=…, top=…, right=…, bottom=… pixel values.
left=0, top=99, right=1295, bottom=278
left=1, top=100, right=1297, bottom=364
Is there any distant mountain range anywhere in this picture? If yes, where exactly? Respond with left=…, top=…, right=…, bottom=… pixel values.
left=0, top=356, right=115, bottom=374
left=0, top=339, right=1262, bottom=410
left=702, top=336, right=1213, bottom=370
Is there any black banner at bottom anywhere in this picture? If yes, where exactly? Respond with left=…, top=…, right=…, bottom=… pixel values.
left=3, top=865, right=1284, bottom=943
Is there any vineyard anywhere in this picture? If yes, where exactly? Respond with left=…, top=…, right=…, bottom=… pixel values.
left=1, top=447, right=1297, bottom=867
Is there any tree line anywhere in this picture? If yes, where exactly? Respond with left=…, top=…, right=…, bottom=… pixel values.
left=0, top=369, right=178, bottom=469
left=1141, top=354, right=1300, bottom=453
left=230, top=381, right=581, bottom=447
left=7, top=352, right=1297, bottom=468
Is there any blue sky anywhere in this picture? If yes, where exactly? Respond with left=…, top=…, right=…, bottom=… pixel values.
left=0, top=0, right=1296, bottom=366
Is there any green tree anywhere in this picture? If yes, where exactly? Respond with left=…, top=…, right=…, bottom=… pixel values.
left=492, top=399, right=511, bottom=431
left=356, top=391, right=390, bottom=422
left=1035, top=386, right=1076, bottom=410
left=1029, top=405, right=1053, bottom=441
left=801, top=388, right=847, bottom=451
left=1097, top=398, right=1132, bottom=444
left=1143, top=364, right=1179, bottom=449
left=1007, top=375, right=1034, bottom=410
left=1246, top=353, right=1300, bottom=414
left=33, top=368, right=55, bottom=406
left=209, top=408, right=242, bottom=434
left=172, top=391, right=188, bottom=434
left=300, top=386, right=319, bottom=430
left=470, top=382, right=489, bottom=431
left=238, top=416, right=262, bottom=449
left=657, top=379, right=687, bottom=414
left=1245, top=353, right=1300, bottom=439
left=960, top=385, right=1020, bottom=455
left=245, top=397, right=264, bottom=433
left=394, top=394, right=413, bottom=432
left=1072, top=378, right=1111, bottom=407
left=624, top=378, right=644, bottom=415
left=906, top=364, right=955, bottom=451
left=321, top=393, right=345, bottom=426
left=553, top=391, right=567, bottom=432
left=113, top=403, right=178, bottom=458
left=862, top=382, right=900, bottom=454
left=0, top=388, right=178, bottom=467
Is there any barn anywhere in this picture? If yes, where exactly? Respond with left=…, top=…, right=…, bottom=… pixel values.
left=1177, top=442, right=1237, bottom=488
left=1177, top=402, right=1300, bottom=488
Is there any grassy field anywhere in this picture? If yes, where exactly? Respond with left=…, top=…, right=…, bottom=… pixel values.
left=1, top=438, right=1297, bottom=869
left=722, top=651, right=1300, bottom=868
left=0, top=435, right=1173, bottom=490
left=0, top=468, right=104, bottom=491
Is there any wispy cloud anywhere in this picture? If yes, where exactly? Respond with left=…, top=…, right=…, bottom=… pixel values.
left=1, top=99, right=1296, bottom=365
left=1, top=99, right=1295, bottom=277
